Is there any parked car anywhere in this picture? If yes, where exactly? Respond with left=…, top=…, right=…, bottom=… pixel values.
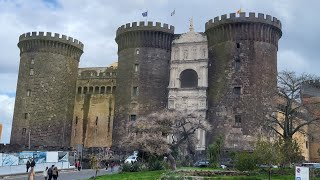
left=194, top=160, right=209, bottom=167
left=301, top=163, right=320, bottom=169
left=124, top=155, right=138, bottom=164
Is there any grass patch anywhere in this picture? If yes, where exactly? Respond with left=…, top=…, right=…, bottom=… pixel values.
left=178, top=167, right=222, bottom=171
left=95, top=170, right=166, bottom=180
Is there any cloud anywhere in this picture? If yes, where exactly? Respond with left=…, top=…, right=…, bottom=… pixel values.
left=0, top=95, right=15, bottom=144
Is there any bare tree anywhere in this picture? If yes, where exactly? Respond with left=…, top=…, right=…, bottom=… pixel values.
left=267, top=71, right=320, bottom=140
left=121, top=109, right=211, bottom=170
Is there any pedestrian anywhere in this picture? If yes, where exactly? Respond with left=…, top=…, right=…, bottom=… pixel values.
left=105, top=161, right=109, bottom=171
left=110, top=160, right=115, bottom=172
left=75, top=160, right=81, bottom=171
left=52, top=167, right=59, bottom=180
left=31, top=159, right=36, bottom=167
left=48, top=165, right=54, bottom=180
left=28, top=167, right=35, bottom=180
left=26, top=160, right=31, bottom=172
left=43, top=166, right=48, bottom=180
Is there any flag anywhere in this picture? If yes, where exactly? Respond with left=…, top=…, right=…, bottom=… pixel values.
left=171, top=9, right=175, bottom=16
left=236, top=8, right=242, bottom=14
left=142, top=11, right=148, bottom=17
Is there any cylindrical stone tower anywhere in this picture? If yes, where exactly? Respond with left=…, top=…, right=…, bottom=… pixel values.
left=112, top=21, right=174, bottom=147
left=11, top=32, right=84, bottom=149
left=205, top=12, right=282, bottom=150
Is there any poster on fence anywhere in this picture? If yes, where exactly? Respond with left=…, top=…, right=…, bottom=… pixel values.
left=58, top=152, right=68, bottom=162
left=33, top=152, right=46, bottom=163
left=46, top=152, right=58, bottom=162
left=2, top=153, right=19, bottom=166
left=19, top=152, right=33, bottom=165
left=0, top=153, right=3, bottom=166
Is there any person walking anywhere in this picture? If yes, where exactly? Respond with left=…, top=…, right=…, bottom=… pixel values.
left=30, top=159, right=36, bottom=167
left=26, top=160, right=31, bottom=172
left=28, top=167, right=35, bottom=180
left=105, top=161, right=109, bottom=171
left=75, top=160, right=81, bottom=171
left=43, top=167, right=48, bottom=180
left=48, top=165, right=54, bottom=180
left=52, top=167, right=59, bottom=180
left=110, top=161, right=115, bottom=172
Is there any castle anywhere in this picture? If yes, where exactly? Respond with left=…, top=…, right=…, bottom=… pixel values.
left=9, top=12, right=320, bottom=161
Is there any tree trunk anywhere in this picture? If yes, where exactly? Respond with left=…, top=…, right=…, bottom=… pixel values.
left=167, top=153, right=177, bottom=170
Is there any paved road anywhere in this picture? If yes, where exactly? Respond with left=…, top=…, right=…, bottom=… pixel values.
left=3, top=167, right=119, bottom=180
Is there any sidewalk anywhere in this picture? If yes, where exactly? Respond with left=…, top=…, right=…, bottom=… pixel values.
left=1, top=167, right=119, bottom=180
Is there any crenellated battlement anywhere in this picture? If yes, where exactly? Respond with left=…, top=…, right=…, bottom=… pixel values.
left=18, top=32, right=84, bottom=59
left=205, top=12, right=281, bottom=30
left=115, top=21, right=175, bottom=51
left=205, top=12, right=282, bottom=47
left=19, top=32, right=84, bottom=50
left=116, top=21, right=174, bottom=36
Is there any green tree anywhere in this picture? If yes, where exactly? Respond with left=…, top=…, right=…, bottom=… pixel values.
left=208, top=136, right=223, bottom=168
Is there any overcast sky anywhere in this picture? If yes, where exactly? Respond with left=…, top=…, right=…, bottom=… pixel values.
left=0, top=0, right=319, bottom=143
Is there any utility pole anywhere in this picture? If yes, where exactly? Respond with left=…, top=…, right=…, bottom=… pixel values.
left=28, top=130, right=31, bottom=150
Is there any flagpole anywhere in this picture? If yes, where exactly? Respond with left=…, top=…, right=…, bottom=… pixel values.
left=146, top=10, right=148, bottom=23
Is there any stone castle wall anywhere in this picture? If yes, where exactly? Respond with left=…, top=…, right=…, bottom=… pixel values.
left=71, top=67, right=116, bottom=148
left=112, top=22, right=175, bottom=147
left=205, top=12, right=282, bottom=150
left=11, top=32, right=83, bottom=148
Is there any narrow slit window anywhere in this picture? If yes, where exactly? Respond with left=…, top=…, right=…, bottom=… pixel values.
left=30, top=68, right=34, bottom=76
left=31, top=59, right=35, bottom=64
left=236, top=43, right=240, bottom=48
left=95, top=117, right=98, bottom=125
left=132, top=87, right=138, bottom=96
left=75, top=116, right=78, bottom=124
left=24, top=113, right=28, bottom=119
left=136, top=49, right=140, bottom=54
left=22, top=128, right=27, bottom=135
left=134, top=64, right=139, bottom=72
left=235, top=58, right=241, bottom=72
left=27, top=90, right=31, bottom=97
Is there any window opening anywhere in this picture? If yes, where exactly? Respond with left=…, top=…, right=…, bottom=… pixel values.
left=100, top=86, right=105, bottom=94
left=132, top=87, right=138, bottom=96
left=130, top=114, right=137, bottom=121
left=134, top=64, right=139, bottom=72
left=235, top=115, right=241, bottom=126
left=27, top=90, right=31, bottom=97
left=233, top=87, right=241, bottom=96
left=235, top=58, right=241, bottom=72
left=180, top=69, right=198, bottom=88
left=30, top=68, right=34, bottom=76
left=83, top=87, right=88, bottom=94
left=89, top=86, right=93, bottom=94
left=77, top=87, right=82, bottom=94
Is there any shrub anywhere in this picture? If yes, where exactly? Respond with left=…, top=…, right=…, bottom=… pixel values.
left=148, top=160, right=166, bottom=171
left=235, top=152, right=257, bottom=171
left=121, top=162, right=144, bottom=172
